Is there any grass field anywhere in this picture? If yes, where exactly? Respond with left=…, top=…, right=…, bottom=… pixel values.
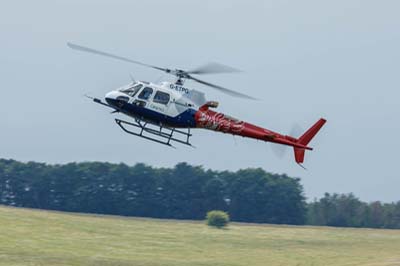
left=1, top=206, right=400, bottom=266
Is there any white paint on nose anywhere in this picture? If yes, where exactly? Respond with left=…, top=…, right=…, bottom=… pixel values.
left=105, top=90, right=120, bottom=100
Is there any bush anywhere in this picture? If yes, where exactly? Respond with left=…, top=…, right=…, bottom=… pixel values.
left=206, top=210, right=230, bottom=228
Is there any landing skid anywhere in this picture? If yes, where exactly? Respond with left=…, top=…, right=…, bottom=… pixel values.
left=87, top=95, right=194, bottom=147
left=115, top=118, right=194, bottom=148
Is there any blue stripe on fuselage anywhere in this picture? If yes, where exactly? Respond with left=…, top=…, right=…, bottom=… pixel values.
left=106, top=99, right=197, bottom=128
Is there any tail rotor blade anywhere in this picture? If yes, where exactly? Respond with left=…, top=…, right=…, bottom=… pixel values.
left=270, top=142, right=288, bottom=159
left=270, top=123, right=304, bottom=159
left=290, top=123, right=304, bottom=139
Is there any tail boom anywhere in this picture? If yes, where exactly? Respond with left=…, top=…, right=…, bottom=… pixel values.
left=194, top=105, right=326, bottom=164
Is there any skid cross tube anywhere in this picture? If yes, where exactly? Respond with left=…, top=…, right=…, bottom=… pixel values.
left=135, top=120, right=192, bottom=139
left=115, top=118, right=193, bottom=147
left=88, top=96, right=194, bottom=147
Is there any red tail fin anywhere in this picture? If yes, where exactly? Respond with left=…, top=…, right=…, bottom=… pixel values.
left=294, top=118, right=326, bottom=164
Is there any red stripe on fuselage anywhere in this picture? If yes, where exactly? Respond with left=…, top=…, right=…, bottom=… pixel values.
left=194, top=109, right=311, bottom=150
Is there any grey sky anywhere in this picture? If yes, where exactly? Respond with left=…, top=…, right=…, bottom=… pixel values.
left=1, top=0, right=399, bottom=202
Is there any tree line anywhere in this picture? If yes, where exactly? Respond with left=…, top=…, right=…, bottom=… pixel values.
left=0, top=159, right=399, bottom=228
left=308, top=193, right=400, bottom=228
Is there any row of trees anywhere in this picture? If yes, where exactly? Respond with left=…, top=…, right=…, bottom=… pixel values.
left=0, top=159, right=306, bottom=224
left=1, top=159, right=399, bottom=228
left=307, top=193, right=400, bottom=229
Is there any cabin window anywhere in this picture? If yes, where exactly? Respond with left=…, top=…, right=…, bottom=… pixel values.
left=121, top=84, right=142, bottom=97
left=138, top=87, right=153, bottom=100
left=153, top=91, right=170, bottom=105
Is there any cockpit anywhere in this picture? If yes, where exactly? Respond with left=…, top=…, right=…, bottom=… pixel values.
left=117, top=82, right=172, bottom=106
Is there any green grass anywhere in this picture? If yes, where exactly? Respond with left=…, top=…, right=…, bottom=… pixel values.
left=1, top=206, right=400, bottom=266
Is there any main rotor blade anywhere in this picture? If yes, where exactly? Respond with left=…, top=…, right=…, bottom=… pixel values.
left=189, top=76, right=257, bottom=100
left=67, top=42, right=168, bottom=72
left=188, top=62, right=241, bottom=75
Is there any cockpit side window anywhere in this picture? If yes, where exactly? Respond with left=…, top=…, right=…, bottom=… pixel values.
left=138, top=87, right=153, bottom=100
left=121, top=84, right=142, bottom=97
left=153, top=91, right=170, bottom=105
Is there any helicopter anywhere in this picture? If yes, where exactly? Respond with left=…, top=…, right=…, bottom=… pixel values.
left=68, top=42, right=326, bottom=167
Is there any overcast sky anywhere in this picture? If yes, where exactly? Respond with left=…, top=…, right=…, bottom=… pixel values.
left=1, top=0, right=399, bottom=202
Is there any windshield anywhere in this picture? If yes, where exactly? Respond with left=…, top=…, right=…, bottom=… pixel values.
left=121, top=84, right=143, bottom=97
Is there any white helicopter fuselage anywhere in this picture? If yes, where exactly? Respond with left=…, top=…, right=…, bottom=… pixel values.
left=105, top=81, right=206, bottom=128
